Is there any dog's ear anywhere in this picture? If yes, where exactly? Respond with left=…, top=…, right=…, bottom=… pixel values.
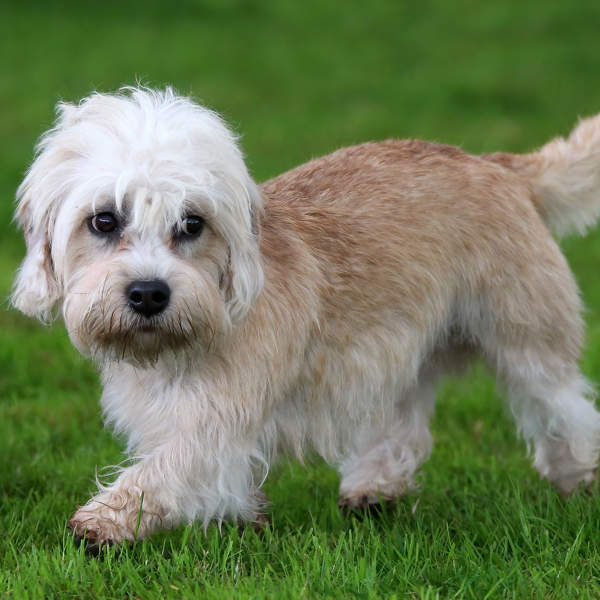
left=11, top=101, right=77, bottom=321
left=221, top=181, right=264, bottom=324
left=11, top=198, right=62, bottom=322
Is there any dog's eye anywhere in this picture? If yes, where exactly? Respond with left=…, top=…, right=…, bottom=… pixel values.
left=89, top=212, right=119, bottom=235
left=180, top=216, right=204, bottom=238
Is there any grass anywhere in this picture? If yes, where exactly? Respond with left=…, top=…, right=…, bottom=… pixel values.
left=2, top=0, right=600, bottom=597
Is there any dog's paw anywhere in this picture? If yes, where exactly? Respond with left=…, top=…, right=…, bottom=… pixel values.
left=68, top=511, right=127, bottom=554
left=236, top=491, right=271, bottom=533
left=338, top=492, right=396, bottom=519
left=68, top=487, right=163, bottom=553
left=553, top=470, right=597, bottom=498
left=250, top=509, right=271, bottom=533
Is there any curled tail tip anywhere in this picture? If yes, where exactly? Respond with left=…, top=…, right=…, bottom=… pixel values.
left=532, top=112, right=600, bottom=237
left=567, top=113, right=600, bottom=146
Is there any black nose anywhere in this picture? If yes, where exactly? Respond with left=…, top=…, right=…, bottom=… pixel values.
left=126, top=280, right=171, bottom=318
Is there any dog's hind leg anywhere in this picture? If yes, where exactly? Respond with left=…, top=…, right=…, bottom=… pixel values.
left=337, top=379, right=436, bottom=510
left=504, top=370, right=599, bottom=494
left=476, top=233, right=600, bottom=494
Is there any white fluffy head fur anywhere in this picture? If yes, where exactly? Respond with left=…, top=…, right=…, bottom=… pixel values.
left=12, top=87, right=263, bottom=360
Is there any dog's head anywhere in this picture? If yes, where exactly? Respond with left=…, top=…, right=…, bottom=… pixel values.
left=12, top=87, right=263, bottom=363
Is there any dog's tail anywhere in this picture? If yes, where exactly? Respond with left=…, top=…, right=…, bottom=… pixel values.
left=484, top=114, right=600, bottom=238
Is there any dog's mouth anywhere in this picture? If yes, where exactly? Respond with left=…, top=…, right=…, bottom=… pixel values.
left=79, top=298, right=221, bottom=363
left=136, top=323, right=159, bottom=333
left=82, top=309, right=188, bottom=359
left=130, top=317, right=183, bottom=342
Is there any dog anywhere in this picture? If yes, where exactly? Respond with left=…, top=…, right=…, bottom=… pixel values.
left=12, top=86, right=600, bottom=550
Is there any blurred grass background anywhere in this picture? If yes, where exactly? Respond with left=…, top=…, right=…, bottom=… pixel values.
left=2, top=0, right=600, bottom=598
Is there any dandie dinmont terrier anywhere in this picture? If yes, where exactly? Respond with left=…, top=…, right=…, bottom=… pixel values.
left=12, top=87, right=600, bottom=549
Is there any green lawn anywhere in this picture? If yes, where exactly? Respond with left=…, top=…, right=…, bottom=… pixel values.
left=3, top=1, right=600, bottom=597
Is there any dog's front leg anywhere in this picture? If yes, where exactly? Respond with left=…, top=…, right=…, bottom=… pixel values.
left=69, top=433, right=266, bottom=550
